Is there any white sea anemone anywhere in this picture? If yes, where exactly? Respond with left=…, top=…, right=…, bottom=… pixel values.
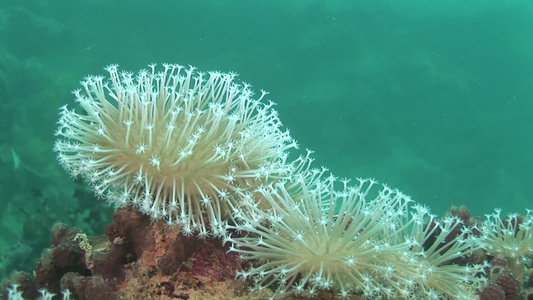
left=480, top=208, right=533, bottom=263
left=480, top=208, right=533, bottom=280
left=225, top=176, right=484, bottom=299
left=54, top=64, right=297, bottom=237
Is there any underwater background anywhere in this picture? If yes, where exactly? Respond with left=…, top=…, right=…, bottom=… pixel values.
left=0, top=0, right=532, bottom=281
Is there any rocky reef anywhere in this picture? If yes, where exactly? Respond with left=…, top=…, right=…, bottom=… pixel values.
left=2, top=206, right=533, bottom=300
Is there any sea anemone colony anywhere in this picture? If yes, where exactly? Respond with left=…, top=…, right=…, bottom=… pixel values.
left=53, top=64, right=297, bottom=237
left=41, top=64, right=531, bottom=299
left=480, top=208, right=533, bottom=281
left=226, top=177, right=485, bottom=299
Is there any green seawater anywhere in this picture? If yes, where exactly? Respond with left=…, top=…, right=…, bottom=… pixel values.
left=0, top=0, right=532, bottom=280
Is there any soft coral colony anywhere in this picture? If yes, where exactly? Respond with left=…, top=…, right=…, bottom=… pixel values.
left=54, top=63, right=298, bottom=238
left=6, top=64, right=532, bottom=299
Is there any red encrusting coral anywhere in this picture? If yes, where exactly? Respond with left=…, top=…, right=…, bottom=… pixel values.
left=479, top=282, right=505, bottom=300
left=35, top=223, right=92, bottom=292
left=479, top=261, right=522, bottom=300
left=2, top=208, right=248, bottom=300
left=493, top=267, right=521, bottom=300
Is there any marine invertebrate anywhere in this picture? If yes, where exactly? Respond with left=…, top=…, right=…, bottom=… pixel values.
left=225, top=176, right=485, bottom=299
left=49, top=62, right=497, bottom=299
left=399, top=203, right=486, bottom=299
left=54, top=64, right=297, bottom=236
left=5, top=283, right=71, bottom=300
left=3, top=209, right=248, bottom=300
left=480, top=209, right=533, bottom=280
